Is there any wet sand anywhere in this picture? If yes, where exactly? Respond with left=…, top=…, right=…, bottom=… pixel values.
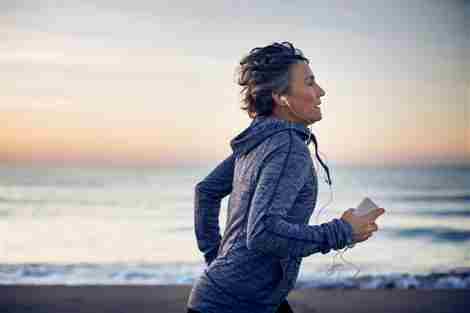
left=1, top=285, right=469, bottom=313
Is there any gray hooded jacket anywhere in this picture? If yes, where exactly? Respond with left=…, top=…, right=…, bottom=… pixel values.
left=187, top=115, right=354, bottom=313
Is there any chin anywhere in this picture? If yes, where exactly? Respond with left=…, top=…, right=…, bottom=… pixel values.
left=310, top=115, right=322, bottom=123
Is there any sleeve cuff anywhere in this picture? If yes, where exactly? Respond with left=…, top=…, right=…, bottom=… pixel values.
left=337, top=218, right=355, bottom=248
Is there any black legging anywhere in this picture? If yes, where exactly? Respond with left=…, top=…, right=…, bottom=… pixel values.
left=187, top=298, right=294, bottom=313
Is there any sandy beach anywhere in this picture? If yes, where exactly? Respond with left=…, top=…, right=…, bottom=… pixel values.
left=1, top=285, right=469, bottom=313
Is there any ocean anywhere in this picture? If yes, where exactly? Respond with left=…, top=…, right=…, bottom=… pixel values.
left=1, top=162, right=469, bottom=289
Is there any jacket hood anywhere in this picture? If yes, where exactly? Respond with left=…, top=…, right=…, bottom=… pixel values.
left=230, top=115, right=312, bottom=156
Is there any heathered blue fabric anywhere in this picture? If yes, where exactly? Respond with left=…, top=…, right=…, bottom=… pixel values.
left=187, top=115, right=354, bottom=313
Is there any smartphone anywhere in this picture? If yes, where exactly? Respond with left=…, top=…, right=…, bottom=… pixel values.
left=353, top=197, right=379, bottom=216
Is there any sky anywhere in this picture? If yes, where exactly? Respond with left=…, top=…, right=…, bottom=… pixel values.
left=1, top=0, right=469, bottom=168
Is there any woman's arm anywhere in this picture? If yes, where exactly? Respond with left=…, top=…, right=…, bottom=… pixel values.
left=246, top=139, right=354, bottom=259
left=194, top=153, right=235, bottom=266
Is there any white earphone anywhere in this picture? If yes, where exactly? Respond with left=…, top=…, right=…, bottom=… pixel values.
left=280, top=96, right=289, bottom=106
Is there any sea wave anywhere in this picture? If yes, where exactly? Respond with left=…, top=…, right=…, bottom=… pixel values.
left=296, top=269, right=470, bottom=289
left=385, top=193, right=470, bottom=203
left=382, top=226, right=470, bottom=242
left=1, top=263, right=469, bottom=289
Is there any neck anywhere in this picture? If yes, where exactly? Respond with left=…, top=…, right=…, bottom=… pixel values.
left=271, top=106, right=309, bottom=126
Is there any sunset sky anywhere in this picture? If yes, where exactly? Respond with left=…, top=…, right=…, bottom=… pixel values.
left=1, top=0, right=469, bottom=168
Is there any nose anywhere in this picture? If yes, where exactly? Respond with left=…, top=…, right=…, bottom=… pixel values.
left=318, top=85, right=326, bottom=97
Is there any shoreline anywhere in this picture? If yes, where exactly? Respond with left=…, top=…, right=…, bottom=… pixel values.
left=2, top=264, right=470, bottom=289
left=2, top=284, right=470, bottom=313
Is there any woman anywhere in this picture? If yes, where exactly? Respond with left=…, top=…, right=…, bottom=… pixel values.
left=186, top=42, right=385, bottom=313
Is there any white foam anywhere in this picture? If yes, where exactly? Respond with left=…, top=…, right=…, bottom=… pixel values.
left=1, top=263, right=469, bottom=289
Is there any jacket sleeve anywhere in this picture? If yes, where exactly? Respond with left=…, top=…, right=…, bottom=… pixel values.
left=194, top=153, right=235, bottom=266
left=245, top=139, right=354, bottom=259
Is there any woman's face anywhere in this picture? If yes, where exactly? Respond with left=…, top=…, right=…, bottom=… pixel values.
left=278, top=62, right=326, bottom=125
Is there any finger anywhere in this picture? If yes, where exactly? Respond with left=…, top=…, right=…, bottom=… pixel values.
left=357, top=231, right=372, bottom=239
left=358, top=232, right=372, bottom=242
left=365, top=207, right=385, bottom=221
left=353, top=233, right=366, bottom=242
left=368, top=223, right=378, bottom=232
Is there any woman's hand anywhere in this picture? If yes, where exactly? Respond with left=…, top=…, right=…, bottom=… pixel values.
left=341, top=207, right=385, bottom=244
